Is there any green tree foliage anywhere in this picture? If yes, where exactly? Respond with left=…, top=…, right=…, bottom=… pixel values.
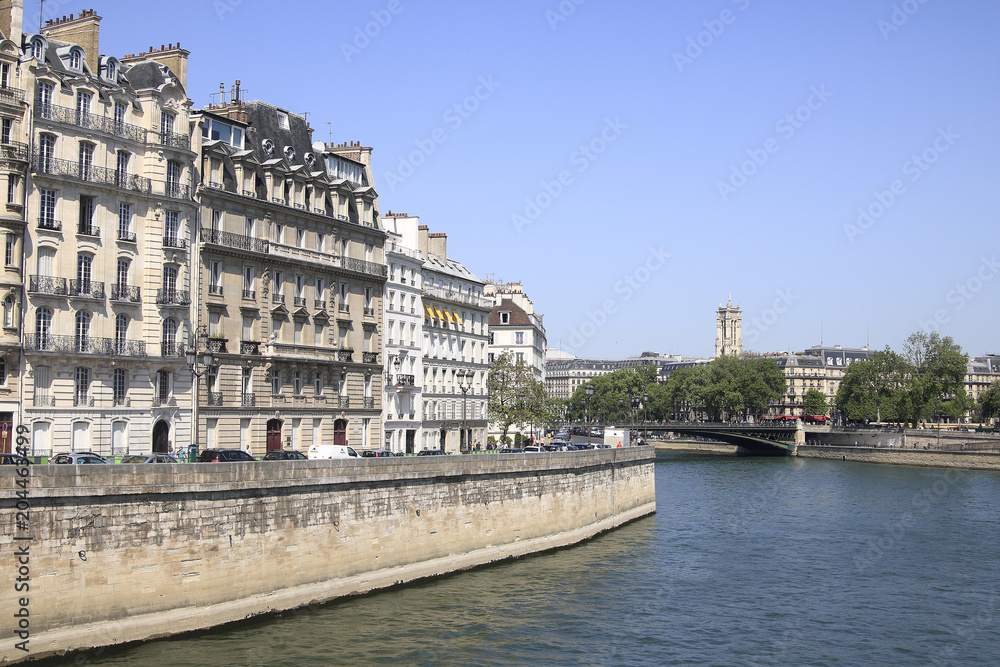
left=802, top=389, right=829, bottom=416
left=835, top=347, right=908, bottom=423
left=487, top=351, right=551, bottom=442
left=567, top=366, right=661, bottom=423
left=979, top=381, right=1000, bottom=423
left=902, top=332, right=969, bottom=426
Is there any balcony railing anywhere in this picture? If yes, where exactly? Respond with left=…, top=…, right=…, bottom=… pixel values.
left=163, top=235, right=187, bottom=249
left=160, top=131, right=190, bottom=150
left=160, top=342, right=185, bottom=357
left=0, top=86, right=25, bottom=106
left=77, top=224, right=100, bottom=237
left=207, top=392, right=224, bottom=406
left=208, top=285, right=224, bottom=296
left=200, top=228, right=269, bottom=254
left=294, top=297, right=306, bottom=308
left=163, top=182, right=190, bottom=199
left=422, top=284, right=493, bottom=309
left=113, top=397, right=131, bottom=408
left=338, top=303, right=349, bottom=314
left=153, top=396, right=177, bottom=407
left=362, top=397, right=376, bottom=409
left=31, top=153, right=152, bottom=193
left=339, top=396, right=350, bottom=408
left=314, top=300, right=326, bottom=310
left=242, top=393, right=256, bottom=407
left=35, top=103, right=147, bottom=143
left=363, top=351, right=378, bottom=364
left=0, top=141, right=28, bottom=161
left=23, top=334, right=146, bottom=356
left=156, top=289, right=190, bottom=306
left=74, top=394, right=94, bottom=408
left=32, top=395, right=56, bottom=407
left=28, top=275, right=67, bottom=295
left=394, top=374, right=415, bottom=387
left=68, top=279, right=105, bottom=299
left=206, top=337, right=228, bottom=353
left=272, top=293, right=284, bottom=304
left=342, top=257, right=388, bottom=278
left=37, top=218, right=61, bottom=231
left=243, top=289, right=256, bottom=300
left=111, top=284, right=141, bottom=303
left=117, top=229, right=137, bottom=242
left=363, top=307, right=375, bottom=317
left=338, top=350, right=353, bottom=362
left=240, top=340, right=261, bottom=355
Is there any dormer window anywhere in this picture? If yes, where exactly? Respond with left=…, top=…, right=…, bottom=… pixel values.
left=30, top=39, right=44, bottom=61
left=277, top=112, right=289, bottom=130
left=500, top=311, right=511, bottom=324
left=69, top=48, right=82, bottom=71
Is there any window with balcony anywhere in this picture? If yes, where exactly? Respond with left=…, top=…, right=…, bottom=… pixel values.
left=74, top=310, right=91, bottom=352
left=78, top=195, right=96, bottom=235
left=296, top=228, right=305, bottom=248
left=243, top=266, right=255, bottom=299
left=76, top=253, right=92, bottom=293
left=166, top=160, right=182, bottom=197
left=244, top=216, right=254, bottom=238
left=75, top=91, right=91, bottom=125
left=39, top=188, right=57, bottom=228
left=164, top=211, right=181, bottom=246
left=316, top=233, right=324, bottom=253
left=209, top=261, right=223, bottom=295
left=114, top=103, right=126, bottom=133
left=33, top=366, right=51, bottom=404
left=113, top=368, right=128, bottom=405
left=161, top=112, right=175, bottom=139
left=273, top=271, right=283, bottom=299
left=365, top=244, right=373, bottom=263
left=161, top=318, right=177, bottom=356
left=163, top=265, right=178, bottom=294
left=115, top=313, right=129, bottom=353
left=273, top=222, right=283, bottom=244
left=115, top=151, right=130, bottom=187
left=75, top=366, right=89, bottom=405
left=35, top=308, right=51, bottom=347
left=315, top=278, right=325, bottom=309
left=118, top=202, right=133, bottom=241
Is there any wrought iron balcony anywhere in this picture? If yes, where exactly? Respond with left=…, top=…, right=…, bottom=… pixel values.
left=34, top=103, right=147, bottom=143
left=342, top=257, right=387, bottom=278
left=394, top=374, right=416, bottom=387
left=363, top=351, right=378, bottom=364
left=314, top=299, right=326, bottom=310
left=363, top=306, right=375, bottom=317
left=110, top=340, right=147, bottom=357
left=153, top=396, right=178, bottom=407
left=74, top=394, right=95, bottom=408
left=206, top=337, right=228, bottom=353
left=37, top=218, right=61, bottom=231
left=112, top=397, right=131, bottom=407
left=32, top=395, right=56, bottom=407
left=272, top=293, right=284, bottom=305
left=208, top=285, right=224, bottom=296
left=28, top=275, right=67, bottom=295
left=156, top=289, right=191, bottom=306
left=77, top=224, right=100, bottom=237
left=338, top=349, right=354, bottom=362
left=31, top=153, right=152, bottom=193
left=160, top=342, right=185, bottom=357
left=111, top=284, right=141, bottom=303
left=163, top=234, right=187, bottom=249
left=207, top=392, right=224, bottom=406
left=243, top=289, right=256, bottom=300
left=293, top=297, right=306, bottom=308
left=117, top=229, right=137, bottom=243
left=68, top=279, right=105, bottom=299
left=338, top=303, right=349, bottom=314
left=242, top=393, right=256, bottom=407
left=0, top=86, right=25, bottom=106
left=200, top=228, right=269, bottom=254
left=240, top=340, right=261, bottom=355
left=362, top=397, right=376, bottom=409
left=0, top=140, right=28, bottom=161
left=23, top=333, right=146, bottom=356
left=160, top=131, right=190, bottom=150
left=163, top=183, right=190, bottom=199
left=338, top=396, right=351, bottom=408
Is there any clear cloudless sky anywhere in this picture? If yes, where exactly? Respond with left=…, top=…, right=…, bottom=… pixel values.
left=58, top=0, right=1000, bottom=359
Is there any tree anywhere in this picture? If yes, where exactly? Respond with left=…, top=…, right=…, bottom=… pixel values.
left=803, top=389, right=828, bottom=416
left=836, top=348, right=907, bottom=423
left=902, top=332, right=969, bottom=426
left=979, top=381, right=1000, bottom=424
left=487, top=351, right=537, bottom=443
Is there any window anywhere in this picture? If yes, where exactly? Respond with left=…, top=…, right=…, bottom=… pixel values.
left=242, top=366, right=252, bottom=395
left=277, top=112, right=289, bottom=130
left=118, top=202, right=132, bottom=239
left=74, top=311, right=91, bottom=351
left=202, top=117, right=243, bottom=148
left=115, top=313, right=128, bottom=353
left=316, top=233, right=324, bottom=252
left=271, top=316, right=283, bottom=342
left=271, top=370, right=280, bottom=395
left=75, top=367, right=89, bottom=405
left=38, top=134, right=55, bottom=173
left=273, top=222, right=283, bottom=244
left=242, top=314, right=254, bottom=341
left=314, top=322, right=324, bottom=346
left=34, top=366, right=51, bottom=400
left=114, top=102, right=126, bottom=132
left=211, top=209, right=221, bottom=231
left=31, top=40, right=43, bottom=61
left=76, top=253, right=92, bottom=290
left=78, top=143, right=94, bottom=180
left=516, top=352, right=524, bottom=364
left=340, top=238, right=348, bottom=257
left=113, top=368, right=128, bottom=404
left=516, top=332, right=524, bottom=345
left=294, top=320, right=303, bottom=345
left=273, top=271, right=283, bottom=296
left=35, top=308, right=51, bottom=345
left=161, top=112, right=175, bottom=139
left=296, top=229, right=305, bottom=248
left=499, top=311, right=510, bottom=324
left=3, top=295, right=14, bottom=328
left=365, top=244, right=373, bottom=263
left=78, top=195, right=95, bottom=234
left=243, top=266, right=255, bottom=297
left=295, top=275, right=304, bottom=299
left=165, top=211, right=180, bottom=245
left=293, top=371, right=302, bottom=394
left=163, top=265, right=178, bottom=295
left=69, top=49, right=81, bottom=71
left=1, top=118, right=11, bottom=145
left=315, top=278, right=325, bottom=304
left=76, top=91, right=91, bottom=124
left=244, top=216, right=254, bottom=238
left=209, top=261, right=222, bottom=294
left=157, top=369, right=171, bottom=402
left=166, top=161, right=181, bottom=197
left=4, top=234, right=13, bottom=265
left=39, top=188, right=56, bottom=227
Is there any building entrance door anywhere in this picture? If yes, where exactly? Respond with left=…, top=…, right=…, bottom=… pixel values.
left=334, top=419, right=347, bottom=447
left=405, top=430, right=415, bottom=454
left=152, top=420, right=169, bottom=453
left=266, top=419, right=283, bottom=451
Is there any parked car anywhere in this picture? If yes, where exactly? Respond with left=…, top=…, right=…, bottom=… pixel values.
left=50, top=452, right=108, bottom=464
left=574, top=443, right=594, bottom=450
left=120, top=454, right=179, bottom=464
left=416, top=449, right=446, bottom=456
left=0, top=453, right=31, bottom=465
left=498, top=447, right=525, bottom=453
left=307, top=444, right=358, bottom=460
left=197, top=449, right=255, bottom=462
left=361, top=450, right=396, bottom=457
left=262, top=450, right=308, bottom=461
left=523, top=445, right=546, bottom=452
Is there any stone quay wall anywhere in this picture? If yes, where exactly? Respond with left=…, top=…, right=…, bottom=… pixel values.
left=796, top=445, right=1000, bottom=471
left=0, top=449, right=655, bottom=663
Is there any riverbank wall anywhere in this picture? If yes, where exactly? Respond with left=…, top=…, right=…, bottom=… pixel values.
left=0, top=449, right=655, bottom=663
left=652, top=440, right=739, bottom=455
left=796, top=445, right=1000, bottom=471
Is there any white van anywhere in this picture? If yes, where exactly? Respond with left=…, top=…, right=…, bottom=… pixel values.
left=307, top=444, right=358, bottom=460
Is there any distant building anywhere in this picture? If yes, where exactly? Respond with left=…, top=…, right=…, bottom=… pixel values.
left=715, top=296, right=742, bottom=357
left=544, top=355, right=620, bottom=400
left=485, top=280, right=546, bottom=382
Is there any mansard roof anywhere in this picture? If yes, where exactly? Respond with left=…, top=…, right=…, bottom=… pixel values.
left=489, top=299, right=533, bottom=327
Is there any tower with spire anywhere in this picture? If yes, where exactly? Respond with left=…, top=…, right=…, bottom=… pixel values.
left=715, top=296, right=743, bottom=357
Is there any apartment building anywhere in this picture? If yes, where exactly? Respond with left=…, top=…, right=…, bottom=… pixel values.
left=485, top=280, right=546, bottom=382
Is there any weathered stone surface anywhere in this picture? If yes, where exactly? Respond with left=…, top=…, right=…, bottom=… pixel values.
left=797, top=445, right=1000, bottom=470
left=0, top=449, right=655, bottom=662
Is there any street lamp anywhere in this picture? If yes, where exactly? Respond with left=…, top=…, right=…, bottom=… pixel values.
left=185, top=326, right=216, bottom=461
left=457, top=370, right=472, bottom=453
left=643, top=392, right=649, bottom=440
left=619, top=397, right=624, bottom=424
left=631, top=395, right=640, bottom=424
left=585, top=384, right=594, bottom=444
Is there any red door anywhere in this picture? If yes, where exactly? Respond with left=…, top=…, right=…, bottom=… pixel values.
left=334, top=419, right=347, bottom=447
left=266, top=419, right=282, bottom=451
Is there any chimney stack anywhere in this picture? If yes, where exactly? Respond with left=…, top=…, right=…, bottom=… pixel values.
left=428, top=232, right=447, bottom=260
left=120, top=42, right=190, bottom=89
left=0, top=0, right=23, bottom=47
left=417, top=225, right=429, bottom=257
left=42, top=8, right=101, bottom=72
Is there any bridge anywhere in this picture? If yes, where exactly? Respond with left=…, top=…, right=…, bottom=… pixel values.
left=623, top=423, right=802, bottom=455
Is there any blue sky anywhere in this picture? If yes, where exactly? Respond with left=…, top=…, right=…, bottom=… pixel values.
left=76, top=0, right=1000, bottom=359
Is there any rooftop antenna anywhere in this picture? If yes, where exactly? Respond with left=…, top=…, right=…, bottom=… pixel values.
left=328, top=122, right=332, bottom=143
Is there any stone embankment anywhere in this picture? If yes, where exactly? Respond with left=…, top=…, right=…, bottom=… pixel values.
left=0, top=449, right=655, bottom=663
left=796, top=445, right=1000, bottom=470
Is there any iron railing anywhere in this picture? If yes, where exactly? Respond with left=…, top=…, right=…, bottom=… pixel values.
left=160, top=342, right=185, bottom=357
left=164, top=182, right=190, bottom=199
left=37, top=218, right=61, bottom=231
left=77, top=224, right=100, bottom=237
left=362, top=397, right=376, bottom=409
left=74, top=394, right=95, bottom=407
left=31, top=153, right=153, bottom=193
left=111, top=284, right=141, bottom=303
left=395, top=374, right=415, bottom=387
left=208, top=285, right=224, bottom=296
left=160, top=131, right=190, bottom=150
left=314, top=300, right=326, bottom=310
left=200, top=228, right=269, bottom=254
left=28, top=275, right=67, bottom=295
left=294, top=297, right=306, bottom=307
left=23, top=334, right=146, bottom=356
left=242, top=289, right=256, bottom=300
left=112, top=397, right=131, bottom=407
left=339, top=396, right=351, bottom=408
left=240, top=341, right=261, bottom=355
left=207, top=392, right=224, bottom=406
left=163, top=235, right=187, bottom=249
left=35, top=103, right=147, bottom=143
left=363, top=352, right=378, bottom=364
left=242, top=393, right=256, bottom=407
left=32, top=395, right=56, bottom=407
left=153, top=396, right=177, bottom=407
left=338, top=350, right=353, bottom=362
left=156, top=289, right=190, bottom=306
left=117, top=230, right=137, bottom=242
left=69, top=279, right=104, bottom=299
left=342, top=257, right=388, bottom=277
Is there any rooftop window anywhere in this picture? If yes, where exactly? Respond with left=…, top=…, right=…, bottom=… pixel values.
left=202, top=117, right=244, bottom=149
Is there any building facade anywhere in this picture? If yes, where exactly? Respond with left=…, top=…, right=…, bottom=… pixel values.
left=419, top=225, right=490, bottom=453
left=715, top=296, right=742, bottom=357
left=485, top=280, right=546, bottom=382
left=20, top=7, right=200, bottom=457
left=192, top=95, right=386, bottom=455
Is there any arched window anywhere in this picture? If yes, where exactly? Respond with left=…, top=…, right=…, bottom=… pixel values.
left=30, top=39, right=43, bottom=61
left=3, top=295, right=13, bottom=328
left=115, top=314, right=129, bottom=354
left=75, top=311, right=91, bottom=352
left=69, top=48, right=82, bottom=71
left=161, top=318, right=177, bottom=356
left=35, top=307, right=52, bottom=349
left=0, top=357, right=6, bottom=386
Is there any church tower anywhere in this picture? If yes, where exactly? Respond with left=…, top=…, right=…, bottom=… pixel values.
left=715, top=296, right=742, bottom=357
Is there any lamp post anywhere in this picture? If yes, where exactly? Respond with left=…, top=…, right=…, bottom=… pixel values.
left=185, top=325, right=216, bottom=461
left=386, top=355, right=402, bottom=452
left=457, top=370, right=472, bottom=454
left=631, top=395, right=640, bottom=425
left=585, top=384, right=594, bottom=444
left=619, top=397, right=624, bottom=424
left=643, top=392, right=649, bottom=440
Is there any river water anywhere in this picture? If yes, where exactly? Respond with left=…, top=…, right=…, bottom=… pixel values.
left=53, top=453, right=1000, bottom=666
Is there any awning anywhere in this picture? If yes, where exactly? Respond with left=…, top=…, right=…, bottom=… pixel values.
left=433, top=306, right=446, bottom=320
left=451, top=309, right=463, bottom=325
left=424, top=304, right=435, bottom=318
left=442, top=308, right=454, bottom=324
